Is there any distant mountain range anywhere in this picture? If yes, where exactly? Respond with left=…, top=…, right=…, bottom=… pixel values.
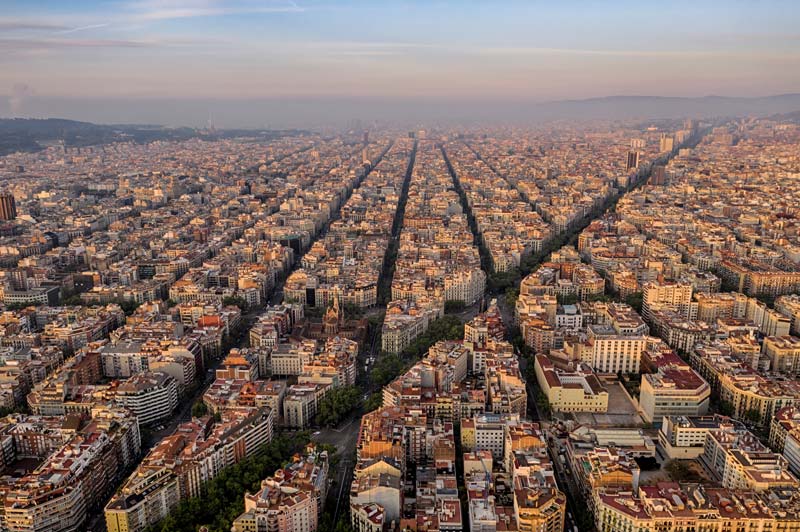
left=532, top=93, right=800, bottom=121
left=2, top=93, right=800, bottom=149
left=0, top=118, right=307, bottom=157
left=768, top=108, right=800, bottom=124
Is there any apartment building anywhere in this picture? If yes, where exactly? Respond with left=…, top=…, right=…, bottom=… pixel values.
left=105, top=407, right=274, bottom=532
left=113, top=371, right=179, bottom=426
left=776, top=295, right=800, bottom=335
left=701, top=423, right=797, bottom=491
left=642, top=280, right=694, bottom=322
left=381, top=298, right=443, bottom=354
left=639, top=354, right=710, bottom=424
left=534, top=355, right=608, bottom=413
left=763, top=336, right=800, bottom=375
left=283, top=382, right=330, bottom=429
left=586, top=327, right=647, bottom=373
left=658, top=415, right=734, bottom=459
left=232, top=444, right=329, bottom=532
left=1, top=407, right=141, bottom=532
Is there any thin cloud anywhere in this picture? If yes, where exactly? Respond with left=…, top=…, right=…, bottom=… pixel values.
left=56, top=24, right=111, bottom=35
left=0, top=37, right=219, bottom=53
left=327, top=50, right=405, bottom=57
left=278, top=41, right=754, bottom=60
left=125, top=0, right=305, bottom=21
left=470, top=46, right=800, bottom=61
left=0, top=20, right=69, bottom=31
left=474, top=46, right=714, bottom=58
left=316, top=41, right=437, bottom=50
left=293, top=41, right=440, bottom=56
left=686, top=32, right=800, bottom=45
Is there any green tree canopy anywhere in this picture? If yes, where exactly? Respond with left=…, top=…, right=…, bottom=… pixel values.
left=191, top=401, right=208, bottom=418
left=316, top=385, right=362, bottom=427
left=144, top=433, right=310, bottom=532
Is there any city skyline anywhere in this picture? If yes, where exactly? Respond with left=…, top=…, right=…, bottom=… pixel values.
left=2, top=0, right=800, bottom=126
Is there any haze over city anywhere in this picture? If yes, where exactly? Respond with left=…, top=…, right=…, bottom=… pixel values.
left=2, top=0, right=800, bottom=126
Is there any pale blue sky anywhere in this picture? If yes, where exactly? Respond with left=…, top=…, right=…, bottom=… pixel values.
left=1, top=1, right=799, bottom=125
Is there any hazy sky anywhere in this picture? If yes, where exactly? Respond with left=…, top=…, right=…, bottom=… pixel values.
left=2, top=0, right=800, bottom=126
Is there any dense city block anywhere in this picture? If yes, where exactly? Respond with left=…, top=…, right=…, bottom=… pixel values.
left=0, top=117, right=799, bottom=532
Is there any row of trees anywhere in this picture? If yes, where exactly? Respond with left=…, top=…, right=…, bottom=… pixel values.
left=394, top=315, right=465, bottom=360
left=486, top=165, right=639, bottom=295
left=144, top=432, right=311, bottom=532
left=190, top=400, right=208, bottom=418
left=3, top=302, right=43, bottom=310
left=618, top=372, right=642, bottom=400
left=715, top=400, right=762, bottom=424
left=370, top=353, right=407, bottom=388
left=444, top=299, right=466, bottom=313
left=535, top=389, right=552, bottom=417
left=378, top=244, right=399, bottom=306
left=343, top=302, right=365, bottom=318
left=363, top=391, right=383, bottom=412
left=316, top=385, right=362, bottom=427
left=317, top=516, right=356, bottom=532
left=368, top=315, right=465, bottom=400
left=377, top=142, right=415, bottom=306
left=0, top=405, right=29, bottom=417
left=190, top=400, right=221, bottom=422
left=664, top=459, right=704, bottom=482
left=51, top=295, right=142, bottom=315
left=222, top=295, right=249, bottom=311
left=440, top=148, right=495, bottom=276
